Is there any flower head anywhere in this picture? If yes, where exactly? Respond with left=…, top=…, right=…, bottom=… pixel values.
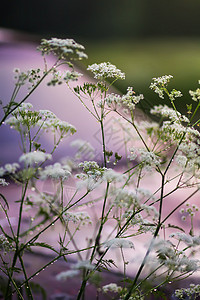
left=87, top=62, right=125, bottom=80
left=19, top=151, right=52, bottom=166
left=150, top=75, right=173, bottom=99
left=39, top=163, right=71, bottom=181
left=103, top=238, right=134, bottom=249
left=38, top=38, right=88, bottom=61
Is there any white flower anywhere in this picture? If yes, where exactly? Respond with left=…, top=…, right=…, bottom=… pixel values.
left=189, top=88, right=200, bottom=102
left=102, top=169, right=127, bottom=183
left=38, top=38, right=87, bottom=60
left=64, top=70, right=83, bottom=82
left=113, top=188, right=140, bottom=208
left=4, top=163, right=20, bottom=173
left=15, top=103, right=33, bottom=112
left=64, top=211, right=92, bottom=225
left=175, top=284, right=200, bottom=299
left=150, top=75, right=173, bottom=99
left=105, top=93, right=122, bottom=108
left=103, top=238, right=134, bottom=249
left=73, top=260, right=95, bottom=270
left=19, top=151, right=52, bottom=166
left=170, top=232, right=200, bottom=246
left=102, top=283, right=122, bottom=293
left=128, top=148, right=137, bottom=161
left=0, top=163, right=20, bottom=176
left=0, top=168, right=5, bottom=177
left=56, top=270, right=79, bottom=281
left=39, top=163, right=71, bottom=181
left=169, top=232, right=193, bottom=245
left=39, top=110, right=57, bottom=119
left=76, top=176, right=101, bottom=191
left=0, top=234, right=15, bottom=254
left=87, top=62, right=125, bottom=80
left=0, top=179, right=9, bottom=186
left=139, top=149, right=161, bottom=169
left=105, top=88, right=143, bottom=110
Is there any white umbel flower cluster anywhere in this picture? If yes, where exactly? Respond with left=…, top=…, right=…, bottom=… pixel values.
left=0, top=234, right=15, bottom=255
left=129, top=148, right=161, bottom=171
left=149, top=75, right=173, bottom=99
left=105, top=87, right=144, bottom=110
left=102, top=283, right=122, bottom=293
left=154, top=238, right=200, bottom=273
left=87, top=62, right=125, bottom=80
left=113, top=188, right=140, bottom=208
left=175, top=284, right=200, bottom=300
left=39, top=163, right=71, bottom=181
left=103, top=238, right=135, bottom=249
left=189, top=87, right=200, bottom=102
left=56, top=270, right=79, bottom=281
left=0, top=163, right=20, bottom=176
left=64, top=211, right=92, bottom=225
left=47, top=70, right=83, bottom=86
left=38, top=38, right=88, bottom=60
left=170, top=232, right=200, bottom=247
left=19, top=151, right=52, bottom=166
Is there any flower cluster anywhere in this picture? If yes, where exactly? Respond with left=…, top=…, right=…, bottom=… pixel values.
left=112, top=188, right=140, bottom=208
left=87, top=62, right=125, bottom=80
left=0, top=163, right=20, bottom=177
left=47, top=70, right=82, bottom=86
left=123, top=211, right=156, bottom=233
left=189, top=87, right=200, bottom=102
left=5, top=103, right=76, bottom=139
left=103, top=238, right=134, bottom=249
left=0, top=178, right=9, bottom=186
left=175, top=284, right=200, bottom=299
left=170, top=232, right=200, bottom=246
left=129, top=148, right=161, bottom=171
left=179, top=203, right=199, bottom=221
left=73, top=260, right=95, bottom=270
left=13, top=68, right=42, bottom=89
left=0, top=234, right=15, bottom=255
left=26, top=193, right=57, bottom=215
left=56, top=270, right=79, bottom=281
left=77, top=161, right=107, bottom=180
left=64, top=211, right=92, bottom=225
left=102, top=283, right=122, bottom=294
left=149, top=75, right=173, bottom=99
left=38, top=109, right=77, bottom=137
left=102, top=169, right=127, bottom=183
left=38, top=38, right=88, bottom=61
left=39, top=163, right=71, bottom=181
left=105, top=87, right=144, bottom=110
left=19, top=151, right=52, bottom=166
left=151, top=105, right=189, bottom=123
left=154, top=239, right=200, bottom=273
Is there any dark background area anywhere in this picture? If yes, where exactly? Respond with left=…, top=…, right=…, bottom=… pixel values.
left=2, top=0, right=200, bottom=40
left=2, top=0, right=200, bottom=118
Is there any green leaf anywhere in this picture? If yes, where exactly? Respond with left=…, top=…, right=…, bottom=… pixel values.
left=168, top=224, right=185, bottom=232
left=29, top=242, right=58, bottom=254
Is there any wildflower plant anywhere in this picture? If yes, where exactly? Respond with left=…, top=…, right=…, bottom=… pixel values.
left=1, top=37, right=200, bottom=300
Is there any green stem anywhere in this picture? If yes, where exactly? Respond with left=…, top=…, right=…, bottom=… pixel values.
left=18, top=254, right=34, bottom=300
left=124, top=174, right=165, bottom=300
left=0, top=71, right=49, bottom=126
left=20, top=191, right=89, bottom=253
left=5, top=180, right=29, bottom=298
